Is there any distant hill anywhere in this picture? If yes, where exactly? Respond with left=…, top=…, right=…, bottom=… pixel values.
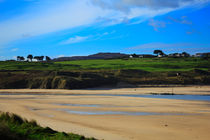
left=53, top=53, right=128, bottom=61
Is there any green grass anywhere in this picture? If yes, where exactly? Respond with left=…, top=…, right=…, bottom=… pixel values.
left=0, top=58, right=209, bottom=72
left=0, top=112, right=96, bottom=140
left=56, top=58, right=210, bottom=71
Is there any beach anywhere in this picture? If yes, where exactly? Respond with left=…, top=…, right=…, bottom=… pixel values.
left=0, top=86, right=210, bottom=140
left=0, top=85, right=210, bottom=95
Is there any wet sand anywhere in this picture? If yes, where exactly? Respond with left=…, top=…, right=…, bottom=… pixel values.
left=0, top=85, right=210, bottom=95
left=0, top=86, right=210, bottom=140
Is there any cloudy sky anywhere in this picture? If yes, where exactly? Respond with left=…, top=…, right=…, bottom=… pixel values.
left=0, top=0, right=210, bottom=60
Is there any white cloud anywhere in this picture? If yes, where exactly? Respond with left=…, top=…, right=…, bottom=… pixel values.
left=0, top=0, right=209, bottom=46
left=126, top=42, right=210, bottom=53
left=60, top=30, right=115, bottom=45
left=148, top=19, right=166, bottom=31
left=12, top=56, right=17, bottom=59
left=0, top=0, right=106, bottom=45
left=168, top=16, right=192, bottom=25
left=57, top=55, right=65, bottom=58
left=11, top=48, right=19, bottom=52
left=91, top=0, right=210, bottom=25
left=127, top=42, right=196, bottom=49
left=91, top=0, right=210, bottom=11
left=61, top=36, right=90, bottom=45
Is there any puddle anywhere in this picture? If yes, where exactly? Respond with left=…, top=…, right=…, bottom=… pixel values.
left=55, top=103, right=100, bottom=107
left=60, top=109, right=188, bottom=116
left=29, top=108, right=54, bottom=118
left=94, top=94, right=210, bottom=101
left=29, top=108, right=41, bottom=111
left=55, top=103, right=142, bottom=108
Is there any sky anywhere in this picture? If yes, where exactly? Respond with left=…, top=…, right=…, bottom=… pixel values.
left=0, top=0, right=210, bottom=60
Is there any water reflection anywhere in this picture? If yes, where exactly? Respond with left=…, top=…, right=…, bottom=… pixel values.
left=55, top=103, right=100, bottom=107
left=60, top=109, right=188, bottom=116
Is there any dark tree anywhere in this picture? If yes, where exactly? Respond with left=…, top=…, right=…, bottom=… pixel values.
left=153, top=50, right=164, bottom=56
left=182, top=52, right=190, bottom=57
left=131, top=53, right=138, bottom=58
left=27, top=54, right=33, bottom=62
left=34, top=56, right=39, bottom=61
left=17, top=56, right=25, bottom=61
left=40, top=56, right=44, bottom=61
left=20, top=56, right=25, bottom=61
left=46, top=56, right=51, bottom=61
left=17, top=56, right=20, bottom=61
left=34, top=56, right=44, bottom=61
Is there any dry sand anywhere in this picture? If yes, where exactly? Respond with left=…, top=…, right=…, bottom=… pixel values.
left=0, top=86, right=210, bottom=140
left=0, top=85, right=210, bottom=95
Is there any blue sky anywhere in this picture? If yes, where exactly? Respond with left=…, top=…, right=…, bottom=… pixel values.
left=0, top=0, right=210, bottom=60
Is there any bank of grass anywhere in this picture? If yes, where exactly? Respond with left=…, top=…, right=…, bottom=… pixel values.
left=56, top=57, right=210, bottom=71
left=0, top=57, right=209, bottom=72
left=0, top=58, right=209, bottom=89
left=0, top=112, right=96, bottom=140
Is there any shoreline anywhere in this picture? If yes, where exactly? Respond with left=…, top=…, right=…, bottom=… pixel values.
left=0, top=85, right=210, bottom=95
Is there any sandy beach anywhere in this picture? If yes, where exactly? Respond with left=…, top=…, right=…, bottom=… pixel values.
left=0, top=85, right=210, bottom=95
left=0, top=86, right=210, bottom=140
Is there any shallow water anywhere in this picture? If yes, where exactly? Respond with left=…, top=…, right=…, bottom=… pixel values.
left=55, top=103, right=100, bottom=107
left=59, top=109, right=188, bottom=116
left=1, top=93, right=210, bottom=101
left=55, top=103, right=133, bottom=108
left=101, top=94, right=210, bottom=101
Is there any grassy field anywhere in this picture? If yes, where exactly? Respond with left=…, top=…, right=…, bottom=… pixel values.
left=0, top=58, right=209, bottom=89
left=0, top=58, right=209, bottom=72
left=0, top=112, right=96, bottom=140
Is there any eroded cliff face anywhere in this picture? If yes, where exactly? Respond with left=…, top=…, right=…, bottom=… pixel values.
left=0, top=69, right=209, bottom=89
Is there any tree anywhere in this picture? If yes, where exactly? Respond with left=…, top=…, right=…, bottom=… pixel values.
left=46, top=56, right=51, bottom=61
left=27, top=54, right=33, bottom=62
left=17, top=56, right=20, bottom=61
left=131, top=53, right=138, bottom=58
left=34, top=56, right=39, bottom=61
left=20, top=56, right=25, bottom=61
left=17, top=56, right=25, bottom=61
left=40, top=56, right=44, bottom=61
left=153, top=50, right=164, bottom=56
left=34, top=56, right=44, bottom=61
left=182, top=52, right=190, bottom=57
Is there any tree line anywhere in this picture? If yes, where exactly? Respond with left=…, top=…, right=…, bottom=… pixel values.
left=131, top=50, right=191, bottom=58
left=17, top=55, right=51, bottom=62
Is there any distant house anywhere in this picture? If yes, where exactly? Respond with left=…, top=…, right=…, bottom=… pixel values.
left=195, top=53, right=203, bottom=57
left=168, top=53, right=186, bottom=58
left=175, top=53, right=182, bottom=57
left=193, top=53, right=210, bottom=58
left=158, top=54, right=164, bottom=58
left=181, top=53, right=190, bottom=57
left=168, top=53, right=175, bottom=57
left=201, top=53, right=210, bottom=58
